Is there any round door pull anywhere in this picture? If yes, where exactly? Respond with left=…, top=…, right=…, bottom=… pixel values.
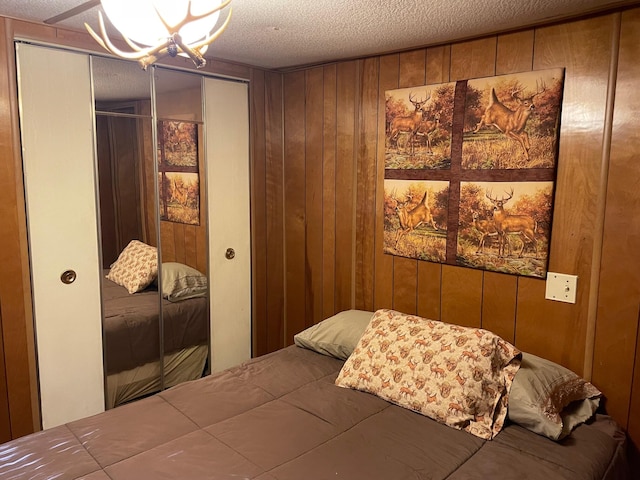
left=225, top=248, right=235, bottom=260
left=61, top=270, right=77, bottom=284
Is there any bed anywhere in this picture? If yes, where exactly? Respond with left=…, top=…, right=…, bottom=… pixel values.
left=0, top=309, right=631, bottom=479
left=102, top=274, right=209, bottom=408
left=101, top=241, right=210, bottom=408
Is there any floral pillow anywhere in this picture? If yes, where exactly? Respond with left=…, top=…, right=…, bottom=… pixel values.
left=106, top=240, right=158, bottom=294
left=335, top=309, right=521, bottom=440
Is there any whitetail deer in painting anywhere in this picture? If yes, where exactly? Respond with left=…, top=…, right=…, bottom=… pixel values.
left=485, top=188, right=538, bottom=258
left=415, top=112, right=441, bottom=154
left=472, top=81, right=546, bottom=160
left=388, top=92, right=430, bottom=154
left=394, top=190, right=438, bottom=248
left=471, top=211, right=501, bottom=254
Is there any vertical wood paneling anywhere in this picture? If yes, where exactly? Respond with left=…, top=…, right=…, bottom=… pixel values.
left=283, top=71, right=307, bottom=343
left=264, top=71, right=285, bottom=352
left=184, top=226, right=197, bottom=270
left=250, top=68, right=268, bottom=355
left=516, top=277, right=585, bottom=373
left=160, top=223, right=176, bottom=261
left=0, top=305, right=11, bottom=442
left=441, top=265, right=483, bottom=327
left=393, top=259, right=418, bottom=314
left=517, top=15, right=615, bottom=376
left=374, top=54, right=399, bottom=311
left=417, top=262, right=442, bottom=320
left=593, top=8, right=640, bottom=430
left=0, top=17, right=39, bottom=437
left=305, top=67, right=324, bottom=327
left=173, top=224, right=186, bottom=264
left=495, top=31, right=535, bottom=74
left=481, top=273, right=517, bottom=343
left=355, top=57, right=379, bottom=312
left=426, top=45, right=451, bottom=84
left=450, top=37, right=497, bottom=80
left=322, top=65, right=337, bottom=320
left=335, top=61, right=358, bottom=312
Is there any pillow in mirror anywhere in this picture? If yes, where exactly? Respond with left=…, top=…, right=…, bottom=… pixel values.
left=160, top=262, right=207, bottom=302
left=106, top=240, right=158, bottom=294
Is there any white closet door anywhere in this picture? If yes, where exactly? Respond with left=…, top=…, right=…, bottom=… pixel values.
left=17, top=44, right=104, bottom=428
left=204, top=78, right=251, bottom=372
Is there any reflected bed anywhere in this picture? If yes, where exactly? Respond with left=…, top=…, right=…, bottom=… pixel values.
left=102, top=275, right=208, bottom=408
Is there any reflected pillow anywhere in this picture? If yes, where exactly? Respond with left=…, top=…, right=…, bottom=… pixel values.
left=507, top=352, right=602, bottom=440
left=294, top=310, right=374, bottom=360
left=106, top=240, right=158, bottom=294
left=160, top=262, right=207, bottom=302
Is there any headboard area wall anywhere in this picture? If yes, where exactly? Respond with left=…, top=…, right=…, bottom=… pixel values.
left=268, top=6, right=640, bottom=459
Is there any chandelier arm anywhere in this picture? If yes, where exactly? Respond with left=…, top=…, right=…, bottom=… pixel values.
left=190, top=0, right=232, bottom=18
left=121, top=34, right=149, bottom=53
left=155, top=0, right=232, bottom=36
left=139, top=47, right=171, bottom=70
left=84, top=22, right=110, bottom=52
left=189, top=8, right=233, bottom=50
left=172, top=37, right=206, bottom=68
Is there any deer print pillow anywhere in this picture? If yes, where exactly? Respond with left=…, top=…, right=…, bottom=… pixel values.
left=107, top=240, right=158, bottom=294
left=335, top=309, right=521, bottom=440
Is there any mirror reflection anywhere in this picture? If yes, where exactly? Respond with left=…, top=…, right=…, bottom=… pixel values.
left=92, top=57, right=209, bottom=409
left=154, top=67, right=210, bottom=393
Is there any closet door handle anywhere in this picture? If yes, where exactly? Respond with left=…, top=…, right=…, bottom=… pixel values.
left=225, top=248, right=235, bottom=260
left=60, top=270, right=77, bottom=284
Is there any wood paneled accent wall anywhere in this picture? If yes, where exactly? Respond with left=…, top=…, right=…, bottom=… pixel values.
left=275, top=8, right=640, bottom=456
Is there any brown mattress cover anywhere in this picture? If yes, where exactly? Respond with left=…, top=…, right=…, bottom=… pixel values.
left=0, top=346, right=630, bottom=479
left=102, top=276, right=208, bottom=374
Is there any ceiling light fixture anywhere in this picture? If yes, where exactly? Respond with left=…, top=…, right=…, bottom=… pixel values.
left=85, top=0, right=232, bottom=70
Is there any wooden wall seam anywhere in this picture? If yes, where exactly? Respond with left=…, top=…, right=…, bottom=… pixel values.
left=583, top=12, right=622, bottom=382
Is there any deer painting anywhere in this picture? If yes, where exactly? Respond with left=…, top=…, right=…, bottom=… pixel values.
left=471, top=211, right=500, bottom=254
left=415, top=111, right=441, bottom=154
left=388, top=91, right=430, bottom=155
left=485, top=188, right=538, bottom=258
left=472, top=81, right=546, bottom=160
left=394, top=190, right=438, bottom=247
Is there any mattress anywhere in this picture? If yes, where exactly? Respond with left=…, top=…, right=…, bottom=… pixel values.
left=102, top=276, right=208, bottom=374
left=0, top=346, right=630, bottom=479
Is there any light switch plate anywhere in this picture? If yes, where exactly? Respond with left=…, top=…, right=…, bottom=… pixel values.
left=545, top=272, right=578, bottom=304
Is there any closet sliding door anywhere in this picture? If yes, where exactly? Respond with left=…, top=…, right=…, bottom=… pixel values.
left=205, top=78, right=251, bottom=372
left=17, top=44, right=104, bottom=429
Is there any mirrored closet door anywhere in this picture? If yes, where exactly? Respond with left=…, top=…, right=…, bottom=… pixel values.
left=17, top=43, right=251, bottom=430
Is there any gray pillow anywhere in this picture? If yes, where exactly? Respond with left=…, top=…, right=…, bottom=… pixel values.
left=294, top=310, right=374, bottom=360
left=160, top=262, right=207, bottom=302
left=507, top=352, right=601, bottom=440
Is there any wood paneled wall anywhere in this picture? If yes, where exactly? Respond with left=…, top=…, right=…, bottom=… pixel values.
left=275, top=7, right=640, bottom=456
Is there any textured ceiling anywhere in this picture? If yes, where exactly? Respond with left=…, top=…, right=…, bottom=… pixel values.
left=0, top=0, right=631, bottom=69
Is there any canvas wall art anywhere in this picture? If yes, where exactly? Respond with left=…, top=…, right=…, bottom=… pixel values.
left=157, top=120, right=200, bottom=226
left=384, top=68, right=564, bottom=278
